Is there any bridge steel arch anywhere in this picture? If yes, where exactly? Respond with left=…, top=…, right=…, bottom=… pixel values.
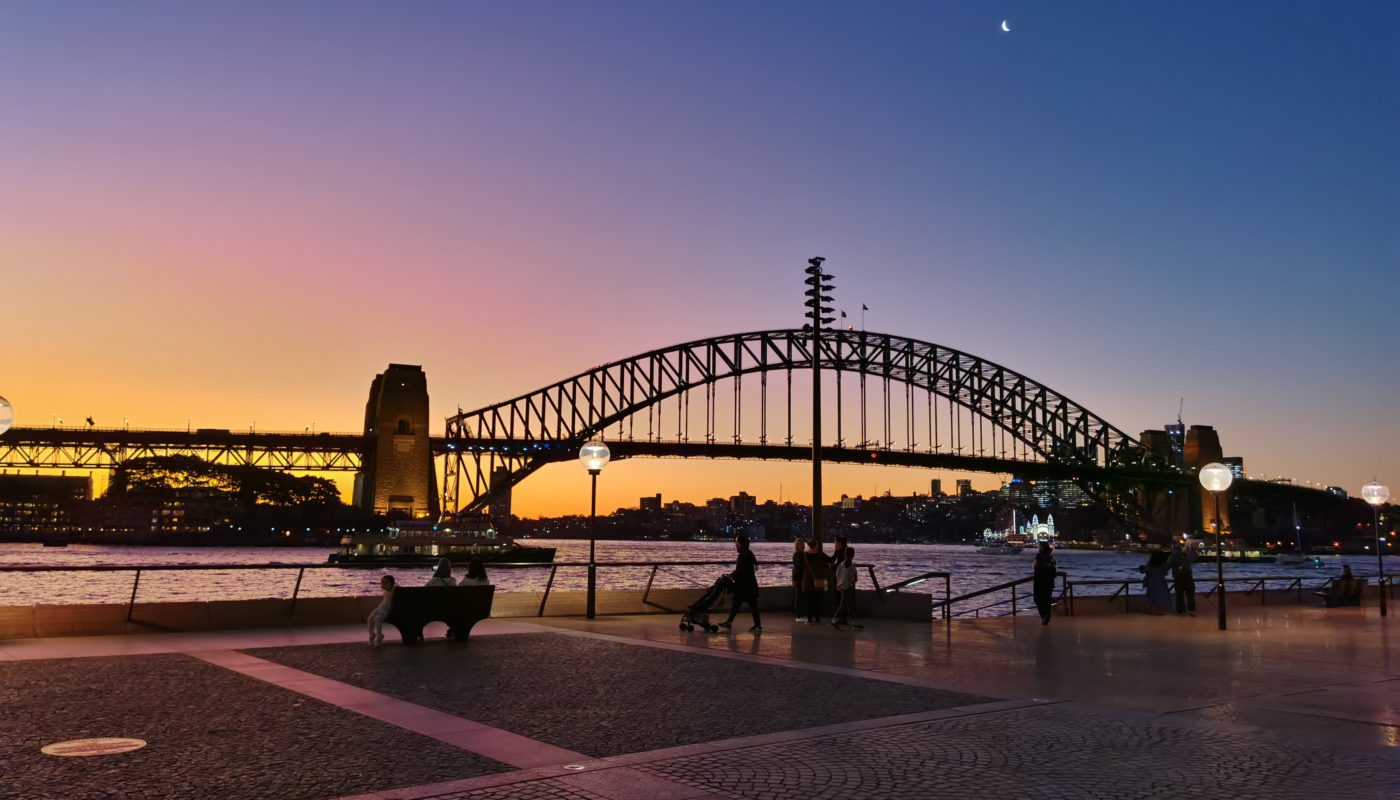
left=443, top=329, right=1181, bottom=517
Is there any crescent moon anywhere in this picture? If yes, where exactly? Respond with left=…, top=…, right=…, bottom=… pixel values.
left=1001, top=20, right=1011, bottom=32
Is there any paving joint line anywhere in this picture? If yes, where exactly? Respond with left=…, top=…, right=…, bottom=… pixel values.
left=189, top=649, right=585, bottom=770
left=523, top=621, right=1015, bottom=699
left=331, top=696, right=1060, bottom=800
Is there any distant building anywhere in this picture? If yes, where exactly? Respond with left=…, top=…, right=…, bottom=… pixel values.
left=1327, top=486, right=1348, bottom=499
left=930, top=479, right=943, bottom=497
left=956, top=479, right=974, bottom=497
left=1164, top=422, right=1186, bottom=467
left=729, top=492, right=756, bottom=516
left=840, top=494, right=856, bottom=510
left=640, top=493, right=662, bottom=512
left=1222, top=457, right=1245, bottom=481
left=0, top=474, right=91, bottom=537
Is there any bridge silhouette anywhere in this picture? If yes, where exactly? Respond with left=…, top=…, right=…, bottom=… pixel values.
left=442, top=328, right=1189, bottom=521
left=6, top=327, right=1287, bottom=537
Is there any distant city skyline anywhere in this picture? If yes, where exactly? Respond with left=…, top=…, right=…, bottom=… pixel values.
left=3, top=2, right=1395, bottom=516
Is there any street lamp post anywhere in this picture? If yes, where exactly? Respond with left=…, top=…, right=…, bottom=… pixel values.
left=1362, top=481, right=1391, bottom=618
left=1199, top=463, right=1234, bottom=631
left=579, top=441, right=611, bottom=620
left=803, top=257, right=835, bottom=544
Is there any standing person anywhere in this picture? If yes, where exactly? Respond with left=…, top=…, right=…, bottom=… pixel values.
left=1167, top=543, right=1196, bottom=616
left=832, top=546, right=862, bottom=629
left=828, top=536, right=849, bottom=613
left=460, top=557, right=490, bottom=586
left=425, top=558, right=457, bottom=587
left=791, top=538, right=807, bottom=621
left=719, top=535, right=762, bottom=632
left=1142, top=550, right=1171, bottom=615
left=367, top=574, right=395, bottom=647
left=801, top=539, right=831, bottom=625
left=1032, top=541, right=1057, bottom=625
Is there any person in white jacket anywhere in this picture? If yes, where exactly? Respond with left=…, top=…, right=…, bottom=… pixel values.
left=832, top=547, right=862, bottom=629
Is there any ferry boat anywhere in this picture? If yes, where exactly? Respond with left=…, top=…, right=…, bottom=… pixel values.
left=977, top=511, right=1027, bottom=556
left=328, top=517, right=556, bottom=567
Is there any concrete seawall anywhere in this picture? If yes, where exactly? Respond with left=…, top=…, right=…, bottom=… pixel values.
left=0, top=586, right=932, bottom=639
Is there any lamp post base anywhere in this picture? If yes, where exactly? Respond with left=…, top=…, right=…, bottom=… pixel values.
left=1217, top=581, right=1227, bottom=631
left=586, top=564, right=597, bottom=620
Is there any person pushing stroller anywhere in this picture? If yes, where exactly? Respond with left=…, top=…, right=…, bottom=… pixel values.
left=718, top=535, right=762, bottom=633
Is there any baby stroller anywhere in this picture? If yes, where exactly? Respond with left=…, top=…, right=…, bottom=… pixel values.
left=679, top=573, right=733, bottom=632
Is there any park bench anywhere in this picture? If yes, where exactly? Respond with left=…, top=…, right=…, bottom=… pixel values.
left=386, top=585, right=494, bottom=644
left=1321, top=578, right=1365, bottom=608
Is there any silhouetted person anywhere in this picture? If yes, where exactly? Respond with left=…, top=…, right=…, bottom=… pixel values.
left=1321, top=565, right=1361, bottom=607
left=1032, top=542, right=1057, bottom=625
left=791, top=538, right=807, bottom=620
left=832, top=546, right=860, bottom=628
left=425, top=558, right=457, bottom=587
left=719, top=535, right=761, bottom=632
left=802, top=539, right=832, bottom=624
left=828, top=535, right=849, bottom=611
left=1167, top=543, right=1196, bottom=616
left=1142, top=550, right=1171, bottom=615
left=460, top=557, right=490, bottom=586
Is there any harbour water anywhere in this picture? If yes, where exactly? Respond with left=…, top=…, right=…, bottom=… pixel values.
left=0, top=540, right=1380, bottom=608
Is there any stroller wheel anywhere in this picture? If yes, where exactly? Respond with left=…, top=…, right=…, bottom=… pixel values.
left=678, top=622, right=687, bottom=632
left=707, top=625, right=719, bottom=633
left=685, top=624, right=696, bottom=632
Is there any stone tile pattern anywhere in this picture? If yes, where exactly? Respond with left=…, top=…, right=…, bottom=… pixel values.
left=429, top=779, right=612, bottom=800
left=641, top=705, right=1400, bottom=800
left=251, top=633, right=989, bottom=758
left=0, top=653, right=504, bottom=800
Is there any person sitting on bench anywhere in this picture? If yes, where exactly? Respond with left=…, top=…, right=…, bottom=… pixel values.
left=425, top=558, right=457, bottom=587
left=1319, top=565, right=1362, bottom=607
left=459, top=557, right=490, bottom=586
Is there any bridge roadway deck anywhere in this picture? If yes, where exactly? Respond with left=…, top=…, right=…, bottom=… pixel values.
left=3, top=606, right=1399, bottom=799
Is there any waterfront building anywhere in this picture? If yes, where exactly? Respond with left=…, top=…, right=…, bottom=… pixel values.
left=0, top=474, right=91, bottom=538
left=930, top=478, right=943, bottom=497
left=956, top=479, right=974, bottom=497
left=640, top=493, right=662, bottom=512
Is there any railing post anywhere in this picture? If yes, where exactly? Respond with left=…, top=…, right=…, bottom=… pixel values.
left=642, top=564, right=659, bottom=605
left=538, top=565, right=558, bottom=617
left=288, top=567, right=305, bottom=616
left=1123, top=580, right=1131, bottom=614
left=866, top=565, right=881, bottom=594
left=1068, top=583, right=1075, bottom=617
left=126, top=569, right=141, bottom=622
left=1011, top=584, right=1017, bottom=617
left=944, top=574, right=951, bottom=620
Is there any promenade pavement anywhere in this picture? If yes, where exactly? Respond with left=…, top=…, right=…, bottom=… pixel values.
left=3, top=604, right=1400, bottom=799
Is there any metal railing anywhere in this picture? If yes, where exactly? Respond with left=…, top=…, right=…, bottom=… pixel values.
left=882, top=571, right=953, bottom=619
left=1059, top=573, right=1397, bottom=616
left=0, top=559, right=891, bottom=621
left=934, top=572, right=1068, bottom=619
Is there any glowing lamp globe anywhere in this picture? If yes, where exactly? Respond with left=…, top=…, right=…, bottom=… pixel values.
left=1362, top=482, right=1391, bottom=508
left=1198, top=463, right=1233, bottom=493
left=0, top=396, right=12, bottom=436
left=579, top=441, right=610, bottom=474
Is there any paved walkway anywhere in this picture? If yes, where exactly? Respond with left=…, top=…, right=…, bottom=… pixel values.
left=3, top=606, right=1400, bottom=799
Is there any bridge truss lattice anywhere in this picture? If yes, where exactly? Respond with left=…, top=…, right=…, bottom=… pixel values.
left=443, top=329, right=1183, bottom=521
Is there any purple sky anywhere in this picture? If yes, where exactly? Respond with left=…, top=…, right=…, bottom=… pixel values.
left=2, top=2, right=1396, bottom=514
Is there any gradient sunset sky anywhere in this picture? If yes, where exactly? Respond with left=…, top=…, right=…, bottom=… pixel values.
left=2, top=2, right=1396, bottom=516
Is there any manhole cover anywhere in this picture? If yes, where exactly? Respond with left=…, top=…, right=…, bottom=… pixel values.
left=41, top=738, right=147, bottom=757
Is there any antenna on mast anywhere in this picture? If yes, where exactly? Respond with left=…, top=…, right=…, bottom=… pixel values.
left=1177, top=396, right=1184, bottom=426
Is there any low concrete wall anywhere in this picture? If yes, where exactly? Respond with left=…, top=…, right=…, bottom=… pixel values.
left=1062, top=586, right=1352, bottom=617
left=0, top=585, right=931, bottom=639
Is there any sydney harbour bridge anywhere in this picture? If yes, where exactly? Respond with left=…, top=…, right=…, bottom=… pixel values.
left=0, top=318, right=1253, bottom=540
